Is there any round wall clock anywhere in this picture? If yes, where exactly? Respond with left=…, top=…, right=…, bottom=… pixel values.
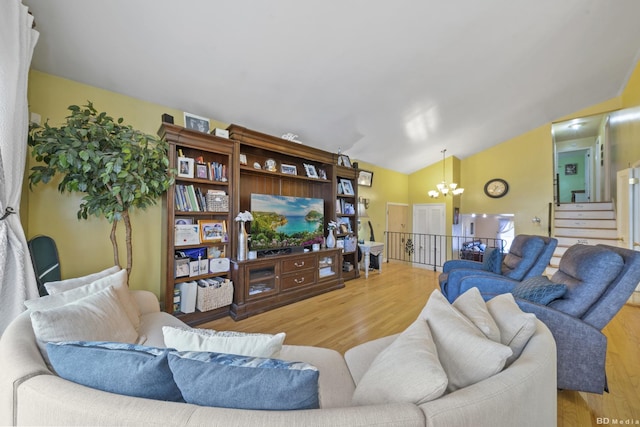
left=484, top=178, right=509, bottom=198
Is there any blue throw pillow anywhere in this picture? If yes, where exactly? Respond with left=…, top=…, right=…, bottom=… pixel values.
left=168, top=351, right=320, bottom=410
left=46, top=341, right=184, bottom=402
left=512, top=276, right=567, bottom=305
left=482, top=247, right=502, bottom=274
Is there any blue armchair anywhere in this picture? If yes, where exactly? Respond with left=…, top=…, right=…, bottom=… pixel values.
left=439, top=234, right=557, bottom=303
left=456, top=244, right=640, bottom=394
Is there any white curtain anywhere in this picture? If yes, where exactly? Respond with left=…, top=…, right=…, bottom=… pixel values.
left=0, top=1, right=39, bottom=333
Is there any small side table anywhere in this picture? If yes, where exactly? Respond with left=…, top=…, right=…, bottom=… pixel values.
left=358, top=241, right=385, bottom=278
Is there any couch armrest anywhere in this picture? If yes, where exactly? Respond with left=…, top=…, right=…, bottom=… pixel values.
left=130, top=290, right=161, bottom=315
left=515, top=299, right=608, bottom=393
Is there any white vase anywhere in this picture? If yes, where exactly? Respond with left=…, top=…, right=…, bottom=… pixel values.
left=326, top=229, right=336, bottom=248
left=237, top=221, right=248, bottom=261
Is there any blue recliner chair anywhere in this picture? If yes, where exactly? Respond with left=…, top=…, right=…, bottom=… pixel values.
left=439, top=234, right=558, bottom=303
left=456, top=244, right=640, bottom=394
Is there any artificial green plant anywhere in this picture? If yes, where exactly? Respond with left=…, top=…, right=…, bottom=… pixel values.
left=28, top=102, right=174, bottom=277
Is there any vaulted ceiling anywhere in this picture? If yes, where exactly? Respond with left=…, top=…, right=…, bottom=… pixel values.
left=23, top=0, right=640, bottom=173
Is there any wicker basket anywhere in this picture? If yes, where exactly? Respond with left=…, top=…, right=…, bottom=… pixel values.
left=196, top=280, right=233, bottom=312
left=206, top=194, right=229, bottom=212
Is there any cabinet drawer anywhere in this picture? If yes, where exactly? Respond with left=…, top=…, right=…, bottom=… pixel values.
left=280, top=270, right=316, bottom=291
left=282, top=255, right=316, bottom=273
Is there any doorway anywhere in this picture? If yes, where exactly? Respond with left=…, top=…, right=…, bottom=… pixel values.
left=413, top=204, right=446, bottom=269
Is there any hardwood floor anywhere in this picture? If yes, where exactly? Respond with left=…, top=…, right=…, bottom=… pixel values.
left=202, top=261, right=640, bottom=426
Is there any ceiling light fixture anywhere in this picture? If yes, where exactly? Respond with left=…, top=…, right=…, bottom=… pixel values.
left=428, top=149, right=464, bottom=198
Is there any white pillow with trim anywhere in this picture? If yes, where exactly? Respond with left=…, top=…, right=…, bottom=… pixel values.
left=30, top=286, right=139, bottom=364
left=163, top=326, right=285, bottom=358
left=44, top=265, right=121, bottom=295
left=25, top=269, right=140, bottom=330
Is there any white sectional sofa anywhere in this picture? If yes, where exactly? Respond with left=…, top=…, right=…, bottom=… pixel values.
left=0, top=271, right=557, bottom=427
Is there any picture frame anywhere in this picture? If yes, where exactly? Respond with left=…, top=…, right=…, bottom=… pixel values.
left=565, top=163, right=577, bottom=175
left=303, top=163, right=319, bottom=178
left=177, top=157, right=194, bottom=178
left=195, top=163, right=208, bottom=179
left=281, top=163, right=297, bottom=175
left=239, top=153, right=248, bottom=165
left=199, top=219, right=226, bottom=242
left=175, top=217, right=194, bottom=225
left=337, top=154, right=352, bottom=168
left=184, top=112, right=210, bottom=133
left=318, top=168, right=327, bottom=180
left=358, top=170, right=374, bottom=187
left=340, top=179, right=355, bottom=196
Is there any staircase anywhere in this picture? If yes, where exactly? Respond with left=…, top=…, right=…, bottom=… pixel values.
left=546, top=202, right=620, bottom=276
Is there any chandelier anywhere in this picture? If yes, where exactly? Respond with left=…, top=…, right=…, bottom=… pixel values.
left=428, top=149, right=464, bottom=198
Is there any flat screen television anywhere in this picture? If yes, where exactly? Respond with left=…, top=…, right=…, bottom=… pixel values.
left=250, top=193, right=324, bottom=251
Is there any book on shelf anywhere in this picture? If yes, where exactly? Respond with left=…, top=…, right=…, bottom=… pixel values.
left=175, top=185, right=227, bottom=212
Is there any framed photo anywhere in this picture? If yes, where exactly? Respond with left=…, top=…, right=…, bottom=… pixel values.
left=565, top=163, right=577, bottom=175
left=239, top=153, right=247, bottom=165
left=340, top=179, right=355, bottom=196
left=184, top=112, right=210, bottom=133
left=281, top=164, right=297, bottom=175
left=199, top=220, right=226, bottom=242
left=175, top=217, right=194, bottom=225
left=338, top=154, right=352, bottom=168
left=195, top=163, right=208, bottom=179
left=358, top=170, right=373, bottom=187
left=303, top=163, right=318, bottom=178
left=177, top=157, right=194, bottom=178
left=318, top=168, right=327, bottom=180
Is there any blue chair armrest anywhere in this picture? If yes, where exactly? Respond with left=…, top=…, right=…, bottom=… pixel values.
left=442, top=259, right=485, bottom=273
left=458, top=275, right=520, bottom=296
left=442, top=269, right=509, bottom=303
left=515, top=299, right=608, bottom=393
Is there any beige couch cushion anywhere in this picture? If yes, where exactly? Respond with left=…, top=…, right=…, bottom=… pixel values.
left=25, top=269, right=140, bottom=330
left=420, top=290, right=512, bottom=391
left=486, top=293, right=537, bottom=365
left=352, top=318, right=447, bottom=405
left=30, top=286, right=139, bottom=363
left=452, top=286, right=500, bottom=342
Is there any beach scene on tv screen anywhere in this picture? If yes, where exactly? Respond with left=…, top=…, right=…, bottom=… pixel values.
left=250, top=194, right=324, bottom=249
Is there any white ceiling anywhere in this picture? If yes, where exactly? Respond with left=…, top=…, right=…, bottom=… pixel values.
left=22, top=0, right=640, bottom=174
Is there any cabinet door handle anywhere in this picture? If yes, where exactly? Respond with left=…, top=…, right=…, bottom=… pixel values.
left=294, top=262, right=305, bottom=268
left=294, top=277, right=305, bottom=284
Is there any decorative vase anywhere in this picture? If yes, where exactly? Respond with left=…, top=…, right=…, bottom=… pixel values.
left=326, top=228, right=336, bottom=249
left=237, top=221, right=248, bottom=261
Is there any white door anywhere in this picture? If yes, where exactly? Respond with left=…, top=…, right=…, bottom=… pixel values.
left=413, top=204, right=446, bottom=269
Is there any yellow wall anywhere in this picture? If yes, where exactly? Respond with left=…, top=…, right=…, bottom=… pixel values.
left=353, top=161, right=408, bottom=243
left=622, top=61, right=640, bottom=108
left=26, top=71, right=226, bottom=298
left=460, top=124, right=554, bottom=235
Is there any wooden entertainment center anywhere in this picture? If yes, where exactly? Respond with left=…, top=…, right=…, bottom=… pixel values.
left=160, top=123, right=359, bottom=325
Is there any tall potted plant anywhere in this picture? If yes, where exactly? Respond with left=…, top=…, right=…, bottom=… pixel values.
left=28, top=102, right=174, bottom=277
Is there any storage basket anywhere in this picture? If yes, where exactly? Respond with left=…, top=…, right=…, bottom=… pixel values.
left=196, top=280, right=233, bottom=311
left=206, top=194, right=229, bottom=212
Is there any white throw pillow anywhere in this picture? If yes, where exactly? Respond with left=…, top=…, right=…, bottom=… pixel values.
left=26, top=269, right=140, bottom=330
left=486, top=293, right=537, bottom=365
left=352, top=318, right=448, bottom=405
left=420, top=290, right=512, bottom=392
left=30, top=286, right=139, bottom=364
left=452, top=287, right=501, bottom=342
left=44, top=265, right=121, bottom=295
left=162, top=326, right=286, bottom=358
